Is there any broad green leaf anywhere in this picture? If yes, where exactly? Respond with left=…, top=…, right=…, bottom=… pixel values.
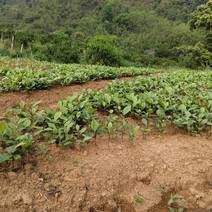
left=0, top=121, right=7, bottom=136
left=179, top=104, right=187, bottom=112
left=123, top=105, right=131, bottom=115
left=65, top=122, right=74, bottom=132
left=107, top=122, right=113, bottom=133
left=54, top=112, right=62, bottom=121
left=0, top=153, right=12, bottom=163
left=16, top=140, right=33, bottom=150
left=76, top=125, right=80, bottom=131
left=91, top=119, right=100, bottom=132
left=18, top=118, right=31, bottom=129
left=83, top=135, right=92, bottom=143
left=156, top=109, right=165, bottom=118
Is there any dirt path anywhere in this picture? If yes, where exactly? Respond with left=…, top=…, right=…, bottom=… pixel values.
left=0, top=79, right=112, bottom=115
left=0, top=71, right=165, bottom=116
left=0, top=129, right=211, bottom=212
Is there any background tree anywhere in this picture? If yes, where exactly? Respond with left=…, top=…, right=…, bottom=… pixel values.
left=190, top=0, right=212, bottom=30
left=191, top=0, right=212, bottom=52
left=176, top=0, right=212, bottom=68
left=0, top=0, right=208, bottom=67
left=86, top=35, right=123, bottom=66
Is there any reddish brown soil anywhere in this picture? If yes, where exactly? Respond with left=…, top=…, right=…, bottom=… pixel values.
left=0, top=129, right=211, bottom=212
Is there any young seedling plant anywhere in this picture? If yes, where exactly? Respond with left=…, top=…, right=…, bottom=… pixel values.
left=168, top=193, right=185, bottom=212
left=90, top=119, right=100, bottom=145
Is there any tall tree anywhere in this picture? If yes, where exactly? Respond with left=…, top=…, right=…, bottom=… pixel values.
left=190, top=0, right=212, bottom=51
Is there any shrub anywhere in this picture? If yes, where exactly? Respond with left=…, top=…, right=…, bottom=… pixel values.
left=177, top=42, right=212, bottom=69
left=32, top=31, right=80, bottom=64
left=137, top=54, right=177, bottom=67
left=85, top=35, right=123, bottom=66
left=0, top=48, right=8, bottom=56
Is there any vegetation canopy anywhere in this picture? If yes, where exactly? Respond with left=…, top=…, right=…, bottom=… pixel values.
left=0, top=0, right=211, bottom=68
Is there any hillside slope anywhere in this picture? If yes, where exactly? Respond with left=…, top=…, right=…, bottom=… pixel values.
left=0, top=0, right=207, bottom=31
left=0, top=0, right=208, bottom=68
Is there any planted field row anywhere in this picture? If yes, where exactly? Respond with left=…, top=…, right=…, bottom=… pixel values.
left=90, top=71, right=212, bottom=132
left=0, top=57, right=156, bottom=91
left=0, top=57, right=52, bottom=72
left=0, top=70, right=211, bottom=163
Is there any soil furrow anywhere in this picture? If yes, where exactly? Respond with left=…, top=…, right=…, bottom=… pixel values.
left=0, top=74, right=162, bottom=115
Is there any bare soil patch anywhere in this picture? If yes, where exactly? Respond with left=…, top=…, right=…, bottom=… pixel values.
left=0, top=129, right=212, bottom=212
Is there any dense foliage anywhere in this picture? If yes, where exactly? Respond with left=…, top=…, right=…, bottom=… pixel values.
left=152, top=0, right=207, bottom=22
left=173, top=0, right=212, bottom=68
left=90, top=71, right=212, bottom=132
left=190, top=0, right=212, bottom=30
left=0, top=57, right=156, bottom=91
left=85, top=35, right=123, bottom=66
left=0, top=0, right=208, bottom=67
left=190, top=0, right=212, bottom=54
left=177, top=42, right=212, bottom=68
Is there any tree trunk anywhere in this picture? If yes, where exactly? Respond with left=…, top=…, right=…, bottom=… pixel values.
left=10, top=34, right=14, bottom=51
left=20, top=43, right=24, bottom=53
left=0, top=32, right=3, bottom=48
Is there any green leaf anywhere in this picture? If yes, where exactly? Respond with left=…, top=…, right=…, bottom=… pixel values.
left=156, top=109, right=165, bottom=118
left=16, top=140, right=33, bottom=150
left=0, top=121, right=7, bottom=136
left=128, top=125, right=139, bottom=142
left=0, top=153, right=12, bottom=163
left=80, top=127, right=87, bottom=134
left=179, top=104, right=187, bottom=112
left=65, top=122, right=74, bottom=132
left=141, top=118, right=148, bottom=126
left=7, top=145, right=17, bottom=154
left=104, top=94, right=111, bottom=104
left=39, top=143, right=47, bottom=154
left=123, top=105, right=131, bottom=115
left=91, top=119, right=100, bottom=133
left=18, top=118, right=31, bottom=129
left=76, top=125, right=80, bottom=131
left=107, top=122, right=113, bottom=133
left=82, top=135, right=92, bottom=143
left=54, top=112, right=62, bottom=121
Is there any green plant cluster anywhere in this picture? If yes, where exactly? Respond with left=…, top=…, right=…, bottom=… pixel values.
left=0, top=70, right=211, bottom=164
left=86, top=35, right=123, bottom=66
left=177, top=42, right=212, bottom=69
left=0, top=99, right=138, bottom=163
left=0, top=102, right=45, bottom=163
left=90, top=71, right=212, bottom=132
left=43, top=95, right=97, bottom=146
left=190, top=0, right=212, bottom=31
left=0, top=57, right=155, bottom=91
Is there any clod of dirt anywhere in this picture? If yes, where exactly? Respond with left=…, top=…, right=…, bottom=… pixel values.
left=21, top=193, right=33, bottom=205
left=7, top=172, right=17, bottom=180
left=206, top=168, right=212, bottom=186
